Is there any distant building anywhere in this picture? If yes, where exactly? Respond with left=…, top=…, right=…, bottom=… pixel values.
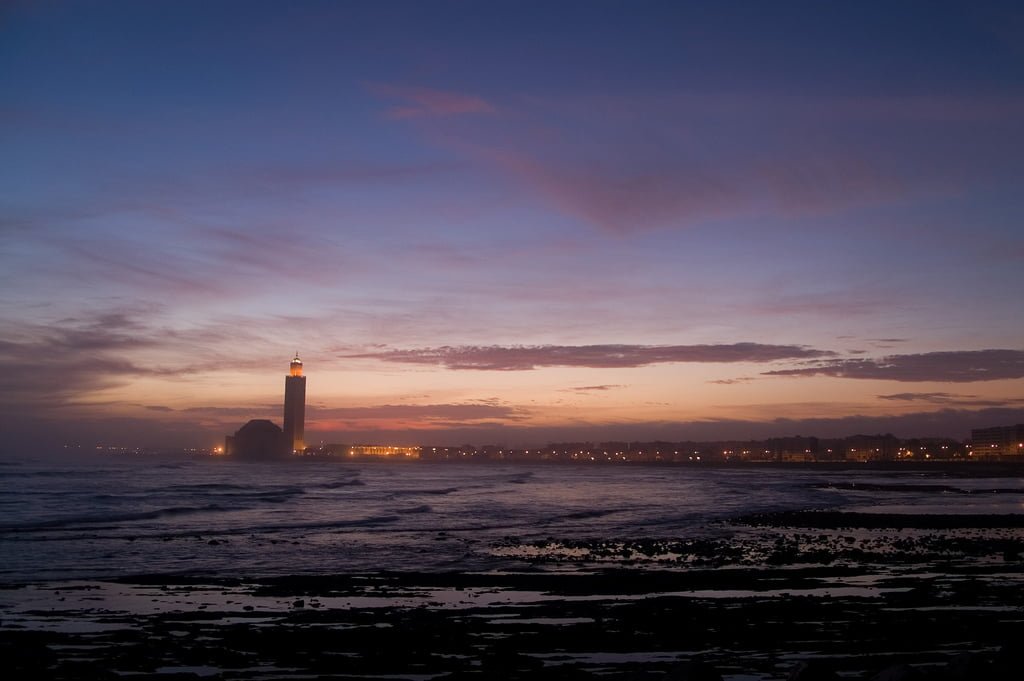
left=225, top=419, right=288, bottom=460
left=283, top=353, right=306, bottom=453
left=843, top=434, right=899, bottom=462
left=223, top=354, right=307, bottom=460
left=768, top=436, right=819, bottom=462
left=319, top=444, right=420, bottom=459
left=971, top=424, right=1024, bottom=459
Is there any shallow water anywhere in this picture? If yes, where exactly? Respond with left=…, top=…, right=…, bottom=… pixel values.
left=1, top=457, right=1022, bottom=581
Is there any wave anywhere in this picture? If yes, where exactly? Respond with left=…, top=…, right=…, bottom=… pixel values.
left=562, top=509, right=620, bottom=521
left=238, top=486, right=307, bottom=501
left=0, top=503, right=236, bottom=533
left=88, top=485, right=308, bottom=505
left=316, top=479, right=365, bottom=489
left=270, top=515, right=402, bottom=531
left=813, top=481, right=1024, bottom=495
left=397, top=504, right=432, bottom=515
left=180, top=514, right=403, bottom=535
left=165, top=483, right=254, bottom=492
left=1, top=468, right=120, bottom=479
left=391, top=487, right=460, bottom=497
left=2, top=513, right=406, bottom=543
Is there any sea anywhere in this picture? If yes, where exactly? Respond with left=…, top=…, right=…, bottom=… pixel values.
left=1, top=457, right=1022, bottom=583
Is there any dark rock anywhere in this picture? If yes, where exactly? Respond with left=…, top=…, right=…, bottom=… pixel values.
left=943, top=651, right=992, bottom=679
left=0, top=631, right=57, bottom=673
left=871, top=664, right=928, bottom=681
left=668, top=658, right=723, bottom=681
left=788, top=660, right=840, bottom=681
left=994, top=644, right=1024, bottom=680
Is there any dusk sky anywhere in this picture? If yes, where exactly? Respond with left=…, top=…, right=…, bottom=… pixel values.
left=2, top=0, right=1023, bottom=454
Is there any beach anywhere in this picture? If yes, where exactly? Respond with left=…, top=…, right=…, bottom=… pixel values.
left=2, top=460, right=1024, bottom=679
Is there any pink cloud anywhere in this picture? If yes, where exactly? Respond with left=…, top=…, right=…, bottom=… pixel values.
left=488, top=143, right=944, bottom=234
left=369, top=84, right=495, bottom=119
left=403, top=89, right=1019, bottom=234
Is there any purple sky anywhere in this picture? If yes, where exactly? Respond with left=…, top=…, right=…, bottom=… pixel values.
left=2, top=1, right=1023, bottom=453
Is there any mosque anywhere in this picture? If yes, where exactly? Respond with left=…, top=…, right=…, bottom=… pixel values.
left=224, top=354, right=306, bottom=459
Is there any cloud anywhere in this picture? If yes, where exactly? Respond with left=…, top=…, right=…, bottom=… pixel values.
left=708, top=377, right=755, bottom=385
left=489, top=148, right=741, bottom=234
left=765, top=349, right=1024, bottom=383
left=300, top=402, right=533, bottom=436
left=878, top=392, right=968, bottom=403
left=5, top=156, right=472, bottom=310
left=56, top=220, right=359, bottom=301
left=562, top=385, right=626, bottom=393
left=0, top=315, right=159, bottom=406
left=878, top=392, right=1024, bottom=408
left=746, top=290, right=889, bottom=318
left=369, top=84, right=496, bottom=119
left=344, top=343, right=834, bottom=371
left=182, top=405, right=280, bottom=417
left=878, top=392, right=972, bottom=403
left=405, top=88, right=1024, bottom=234
left=0, top=307, right=213, bottom=424
left=309, top=403, right=528, bottom=422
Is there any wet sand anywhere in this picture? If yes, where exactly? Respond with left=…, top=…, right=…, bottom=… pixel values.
left=3, top=511, right=1024, bottom=680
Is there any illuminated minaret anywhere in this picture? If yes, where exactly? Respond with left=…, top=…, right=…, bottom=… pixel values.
left=282, top=353, right=306, bottom=454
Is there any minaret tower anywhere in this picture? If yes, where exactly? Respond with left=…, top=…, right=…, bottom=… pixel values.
left=282, top=352, right=306, bottom=454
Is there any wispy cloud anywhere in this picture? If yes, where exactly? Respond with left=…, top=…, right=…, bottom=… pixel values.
left=344, top=343, right=833, bottom=371
left=748, top=290, right=889, bottom=318
left=562, top=384, right=626, bottom=393
left=310, top=402, right=528, bottom=422
left=878, top=392, right=969, bottom=404
left=397, top=88, right=1023, bottom=234
left=0, top=311, right=193, bottom=409
left=369, top=84, right=496, bottom=119
left=765, top=350, right=1024, bottom=383
left=878, top=392, right=1024, bottom=407
left=181, top=405, right=280, bottom=417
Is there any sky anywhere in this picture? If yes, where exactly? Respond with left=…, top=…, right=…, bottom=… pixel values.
left=2, top=0, right=1023, bottom=454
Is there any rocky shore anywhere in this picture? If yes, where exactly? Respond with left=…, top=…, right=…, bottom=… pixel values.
left=3, top=511, right=1023, bottom=680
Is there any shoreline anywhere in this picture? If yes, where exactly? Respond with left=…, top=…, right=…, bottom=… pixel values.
left=4, top=510, right=1024, bottom=680
left=3, top=564, right=1023, bottom=680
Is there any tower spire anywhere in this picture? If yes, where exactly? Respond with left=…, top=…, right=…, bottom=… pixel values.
left=283, top=353, right=306, bottom=453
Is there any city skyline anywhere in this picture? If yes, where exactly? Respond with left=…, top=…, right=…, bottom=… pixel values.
left=2, top=1, right=1023, bottom=454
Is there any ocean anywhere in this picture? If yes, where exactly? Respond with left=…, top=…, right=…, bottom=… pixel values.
left=2, top=457, right=1021, bottom=582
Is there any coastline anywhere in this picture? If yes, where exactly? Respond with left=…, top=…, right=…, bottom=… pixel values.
left=4, top=511, right=1024, bottom=680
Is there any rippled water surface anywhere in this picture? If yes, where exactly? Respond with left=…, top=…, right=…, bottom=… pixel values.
left=2, top=458, right=1021, bottom=581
